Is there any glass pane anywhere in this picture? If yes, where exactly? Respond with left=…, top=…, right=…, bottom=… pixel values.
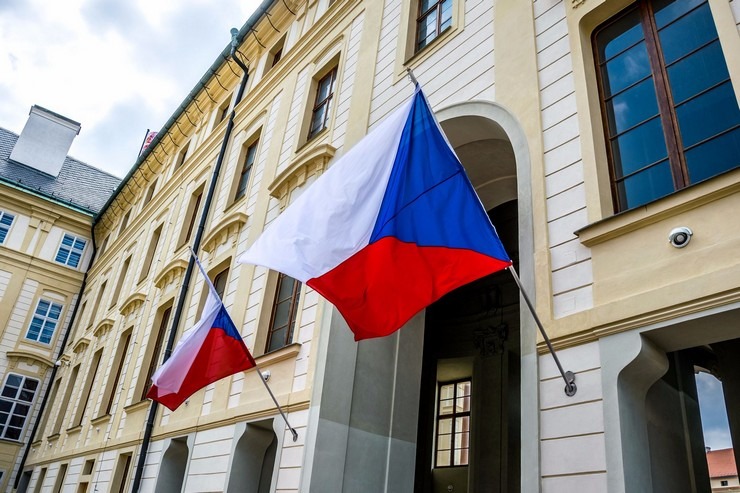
left=267, top=327, right=287, bottom=352
left=676, top=82, right=740, bottom=148
left=420, top=0, right=434, bottom=13
left=278, top=276, right=296, bottom=300
left=49, top=303, right=62, bottom=319
left=24, top=380, right=38, bottom=391
left=685, top=128, right=740, bottom=183
left=438, top=418, right=452, bottom=435
left=6, top=375, right=22, bottom=388
left=417, top=11, right=438, bottom=49
left=611, top=118, right=668, bottom=177
left=439, top=398, right=454, bottom=415
left=316, top=76, right=333, bottom=103
left=617, top=160, right=674, bottom=209
left=440, top=0, right=452, bottom=30
left=456, top=395, right=470, bottom=412
left=658, top=3, right=716, bottom=65
left=454, top=447, right=469, bottom=466
left=18, top=390, right=34, bottom=402
left=436, top=450, right=451, bottom=467
left=0, top=412, right=8, bottom=425
left=309, top=105, right=327, bottom=136
left=601, top=42, right=651, bottom=97
left=456, top=381, right=470, bottom=397
left=667, top=41, right=729, bottom=105
left=455, top=416, right=470, bottom=433
left=653, top=0, right=706, bottom=29
left=597, top=8, right=644, bottom=61
left=2, top=388, right=17, bottom=399
left=437, top=434, right=451, bottom=450
left=272, top=301, right=291, bottom=330
left=14, top=404, right=28, bottom=416
left=36, top=301, right=50, bottom=315
left=5, top=427, right=20, bottom=440
left=440, top=384, right=454, bottom=400
left=606, top=78, right=659, bottom=135
left=0, top=401, right=12, bottom=412
left=61, top=235, right=73, bottom=247
left=9, top=415, right=25, bottom=427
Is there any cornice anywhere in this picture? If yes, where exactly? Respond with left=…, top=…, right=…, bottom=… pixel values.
left=72, top=337, right=91, bottom=354
left=154, top=258, right=189, bottom=290
left=0, top=248, right=84, bottom=287
left=268, top=143, right=336, bottom=207
left=6, top=350, right=55, bottom=369
left=119, top=293, right=146, bottom=316
left=93, top=319, right=115, bottom=338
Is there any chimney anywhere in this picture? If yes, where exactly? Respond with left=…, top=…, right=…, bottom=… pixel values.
left=9, top=105, right=81, bottom=177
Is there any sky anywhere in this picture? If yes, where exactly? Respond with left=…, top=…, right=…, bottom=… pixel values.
left=696, top=371, right=733, bottom=451
left=0, top=0, right=262, bottom=178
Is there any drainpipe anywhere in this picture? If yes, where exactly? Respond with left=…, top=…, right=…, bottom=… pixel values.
left=13, top=221, right=98, bottom=490
left=130, top=30, right=250, bottom=493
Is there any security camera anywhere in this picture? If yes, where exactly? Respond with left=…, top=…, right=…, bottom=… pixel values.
left=54, top=360, right=62, bottom=367
left=668, top=227, right=692, bottom=248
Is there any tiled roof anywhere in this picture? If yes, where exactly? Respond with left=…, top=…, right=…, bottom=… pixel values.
left=708, top=448, right=738, bottom=478
left=0, top=127, right=120, bottom=214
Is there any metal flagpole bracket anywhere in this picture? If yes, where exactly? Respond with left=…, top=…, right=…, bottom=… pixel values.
left=508, top=266, right=577, bottom=397
left=406, top=67, right=419, bottom=87
left=256, top=367, right=299, bottom=442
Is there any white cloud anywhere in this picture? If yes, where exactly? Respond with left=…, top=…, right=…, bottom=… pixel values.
left=1, top=0, right=261, bottom=177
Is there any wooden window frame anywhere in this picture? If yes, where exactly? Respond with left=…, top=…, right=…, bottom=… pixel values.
left=140, top=307, right=171, bottom=402
left=265, top=273, right=301, bottom=353
left=102, top=330, right=132, bottom=415
left=308, top=67, right=338, bottom=141
left=234, top=139, right=259, bottom=202
left=593, top=0, right=738, bottom=212
left=434, top=378, right=471, bottom=468
left=416, top=0, right=453, bottom=52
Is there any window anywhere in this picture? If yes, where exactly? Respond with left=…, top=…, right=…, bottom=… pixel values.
left=52, top=366, right=78, bottom=435
left=0, top=374, right=39, bottom=440
left=213, top=268, right=229, bottom=299
left=140, top=307, right=171, bottom=401
left=594, top=0, right=740, bottom=212
left=143, top=179, right=158, bottom=206
left=101, top=330, right=132, bottom=415
left=37, top=378, right=60, bottom=439
left=110, top=256, right=131, bottom=308
left=269, top=37, right=286, bottom=69
left=33, top=467, right=47, bottom=493
left=52, top=463, right=67, bottom=493
left=0, top=211, right=14, bottom=244
left=174, top=142, right=191, bottom=170
left=98, top=235, right=109, bottom=257
left=234, top=140, right=259, bottom=201
left=110, top=454, right=132, bottom=493
left=435, top=379, right=471, bottom=467
left=308, top=67, right=338, bottom=140
left=88, top=281, right=107, bottom=327
left=118, top=210, right=131, bottom=236
left=217, top=96, right=231, bottom=125
left=139, top=225, right=162, bottom=283
left=721, top=480, right=729, bottom=486
left=180, top=188, right=203, bottom=247
left=26, top=299, right=63, bottom=344
left=417, top=0, right=452, bottom=51
left=73, top=350, right=102, bottom=427
left=54, top=234, right=86, bottom=268
left=265, top=273, right=301, bottom=353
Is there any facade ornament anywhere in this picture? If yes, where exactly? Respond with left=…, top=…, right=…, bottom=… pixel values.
left=474, top=323, right=508, bottom=357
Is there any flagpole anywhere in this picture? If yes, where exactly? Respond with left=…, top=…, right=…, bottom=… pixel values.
left=508, top=266, right=577, bottom=396
left=253, top=366, right=299, bottom=442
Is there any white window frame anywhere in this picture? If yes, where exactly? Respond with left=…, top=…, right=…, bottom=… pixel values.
left=54, top=233, right=86, bottom=268
left=0, top=373, right=39, bottom=441
left=25, top=299, right=63, bottom=344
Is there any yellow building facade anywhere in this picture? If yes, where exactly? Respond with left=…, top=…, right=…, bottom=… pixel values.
left=15, top=0, right=740, bottom=491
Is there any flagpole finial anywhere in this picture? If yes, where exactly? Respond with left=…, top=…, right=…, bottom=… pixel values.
left=406, top=67, right=419, bottom=88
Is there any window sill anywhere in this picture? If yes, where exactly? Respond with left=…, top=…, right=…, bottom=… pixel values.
left=0, top=437, right=23, bottom=445
left=124, top=399, right=151, bottom=415
left=576, top=169, right=740, bottom=247
left=65, top=425, right=82, bottom=435
left=47, top=433, right=60, bottom=442
left=253, top=343, right=302, bottom=367
left=90, top=414, right=112, bottom=426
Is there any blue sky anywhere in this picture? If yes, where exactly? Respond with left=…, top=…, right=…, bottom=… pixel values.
left=696, top=371, right=733, bottom=450
left=1, top=0, right=261, bottom=178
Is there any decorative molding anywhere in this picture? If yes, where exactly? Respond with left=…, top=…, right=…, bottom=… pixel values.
left=6, top=351, right=55, bottom=369
left=201, top=211, right=248, bottom=255
left=268, top=144, right=336, bottom=207
left=119, top=293, right=146, bottom=316
left=93, top=319, right=115, bottom=338
left=474, top=323, right=509, bottom=357
left=154, top=258, right=189, bottom=290
left=254, top=342, right=302, bottom=366
left=572, top=0, right=588, bottom=8
left=72, top=337, right=91, bottom=354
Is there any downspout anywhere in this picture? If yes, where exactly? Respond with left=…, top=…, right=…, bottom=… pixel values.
left=13, top=221, right=98, bottom=490
left=129, top=30, right=250, bottom=493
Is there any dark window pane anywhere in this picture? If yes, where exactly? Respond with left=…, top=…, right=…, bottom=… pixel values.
left=316, top=76, right=333, bottom=103
left=653, top=0, right=705, bottom=28
left=611, top=118, right=668, bottom=177
left=273, top=301, right=291, bottom=329
left=1, top=387, right=16, bottom=399
left=417, top=11, right=438, bottom=49
left=657, top=3, right=716, bottom=65
left=18, top=390, right=34, bottom=402
left=601, top=42, right=651, bottom=97
left=267, top=327, right=287, bottom=352
left=606, top=77, right=660, bottom=135
left=597, top=8, right=644, bottom=61
left=667, top=41, right=729, bottom=105
left=277, top=275, right=297, bottom=300
left=5, top=427, right=20, bottom=440
left=676, top=82, right=740, bottom=148
left=685, top=129, right=740, bottom=183
left=617, top=160, right=674, bottom=209
left=310, top=105, right=327, bottom=136
left=0, top=401, right=12, bottom=412
left=420, top=0, right=434, bottom=13
left=9, top=415, right=25, bottom=427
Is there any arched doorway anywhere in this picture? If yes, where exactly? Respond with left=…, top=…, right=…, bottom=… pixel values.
left=413, top=113, right=521, bottom=493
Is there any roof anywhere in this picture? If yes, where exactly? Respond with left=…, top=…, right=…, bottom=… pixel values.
left=0, top=127, right=120, bottom=215
left=707, top=448, right=738, bottom=478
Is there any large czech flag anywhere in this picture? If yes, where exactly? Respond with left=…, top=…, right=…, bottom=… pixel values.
left=147, top=260, right=256, bottom=411
left=238, top=88, right=511, bottom=340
